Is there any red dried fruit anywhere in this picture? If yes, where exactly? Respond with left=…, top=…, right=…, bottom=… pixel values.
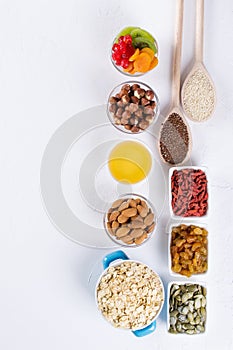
left=171, top=168, right=208, bottom=217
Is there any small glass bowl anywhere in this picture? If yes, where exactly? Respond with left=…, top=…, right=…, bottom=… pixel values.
left=107, top=81, right=160, bottom=134
left=111, top=33, right=159, bottom=77
left=103, top=193, right=157, bottom=247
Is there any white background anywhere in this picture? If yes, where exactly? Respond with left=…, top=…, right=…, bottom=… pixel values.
left=0, top=0, right=233, bottom=349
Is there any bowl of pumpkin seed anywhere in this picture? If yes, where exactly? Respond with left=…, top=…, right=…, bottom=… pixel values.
left=167, top=281, right=207, bottom=335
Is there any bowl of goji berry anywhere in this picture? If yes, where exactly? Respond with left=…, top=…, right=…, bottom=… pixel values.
left=168, top=166, right=210, bottom=220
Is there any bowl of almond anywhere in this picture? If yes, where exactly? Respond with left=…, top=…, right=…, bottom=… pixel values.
left=104, top=193, right=157, bottom=247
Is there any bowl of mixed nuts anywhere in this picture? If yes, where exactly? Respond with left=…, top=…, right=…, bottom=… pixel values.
left=168, top=223, right=208, bottom=278
left=104, top=193, right=157, bottom=247
left=107, top=81, right=160, bottom=134
left=167, top=281, right=207, bottom=335
left=95, top=250, right=164, bottom=336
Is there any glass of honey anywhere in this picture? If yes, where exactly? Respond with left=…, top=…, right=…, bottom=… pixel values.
left=108, top=140, right=152, bottom=184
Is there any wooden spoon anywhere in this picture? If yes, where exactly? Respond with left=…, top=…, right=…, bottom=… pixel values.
left=181, top=0, right=216, bottom=122
left=159, top=0, right=192, bottom=165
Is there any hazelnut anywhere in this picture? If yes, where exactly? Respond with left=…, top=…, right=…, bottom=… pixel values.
left=131, top=126, right=140, bottom=133
left=139, top=120, right=149, bottom=130
left=144, top=106, right=155, bottom=115
left=120, top=88, right=129, bottom=97
left=122, top=84, right=131, bottom=91
left=134, top=88, right=145, bottom=99
left=116, top=107, right=124, bottom=117
left=150, top=101, right=156, bottom=110
left=128, top=103, right=138, bottom=113
left=129, top=117, right=135, bottom=125
left=146, top=115, right=154, bottom=123
left=121, top=94, right=130, bottom=104
left=114, top=118, right=121, bottom=125
left=130, top=96, right=139, bottom=104
left=131, top=84, right=140, bottom=91
left=122, top=110, right=131, bottom=119
left=124, top=124, right=131, bottom=130
left=140, top=97, right=150, bottom=106
left=135, top=108, right=143, bottom=118
left=109, top=104, right=117, bottom=113
left=120, top=117, right=129, bottom=125
left=117, top=101, right=125, bottom=108
left=109, top=96, right=117, bottom=104
left=115, top=93, right=121, bottom=100
left=145, top=90, right=155, bottom=100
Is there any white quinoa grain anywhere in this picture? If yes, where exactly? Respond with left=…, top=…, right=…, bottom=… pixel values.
left=182, top=69, right=215, bottom=121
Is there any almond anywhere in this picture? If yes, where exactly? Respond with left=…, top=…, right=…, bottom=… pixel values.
left=109, top=211, right=120, bottom=222
left=121, top=234, right=134, bottom=243
left=117, top=214, right=128, bottom=224
left=116, top=227, right=130, bottom=238
left=144, top=213, right=154, bottom=226
left=135, top=232, right=148, bottom=245
left=121, top=207, right=137, bottom=218
left=118, top=201, right=129, bottom=211
left=146, top=222, right=155, bottom=233
left=137, top=205, right=148, bottom=218
left=129, top=220, right=145, bottom=229
left=130, top=229, right=144, bottom=239
left=112, top=221, right=119, bottom=229
left=129, top=199, right=137, bottom=208
left=111, top=199, right=124, bottom=209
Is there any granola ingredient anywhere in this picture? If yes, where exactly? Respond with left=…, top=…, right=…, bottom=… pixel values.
left=108, top=141, right=152, bottom=184
left=171, top=168, right=208, bottom=217
left=182, top=69, right=215, bottom=121
left=170, top=224, right=208, bottom=277
left=108, top=82, right=158, bottom=133
left=105, top=196, right=156, bottom=246
left=159, top=113, right=189, bottom=164
left=97, top=261, right=164, bottom=330
left=168, top=283, right=207, bottom=334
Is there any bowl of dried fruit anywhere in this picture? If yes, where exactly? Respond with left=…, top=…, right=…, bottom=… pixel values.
left=167, top=281, right=207, bottom=335
left=107, top=81, right=160, bottom=134
left=168, top=222, right=208, bottom=278
left=111, top=26, right=159, bottom=76
left=104, top=193, right=157, bottom=247
left=169, top=166, right=210, bottom=220
left=95, top=250, right=164, bottom=337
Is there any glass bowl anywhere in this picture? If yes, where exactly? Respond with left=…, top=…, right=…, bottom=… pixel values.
left=103, top=193, right=157, bottom=247
left=111, top=27, right=159, bottom=76
left=107, top=81, right=160, bottom=134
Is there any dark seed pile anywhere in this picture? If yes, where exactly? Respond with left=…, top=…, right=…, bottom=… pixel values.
left=160, top=113, right=189, bottom=164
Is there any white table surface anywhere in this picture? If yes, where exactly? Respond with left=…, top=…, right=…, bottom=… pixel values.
left=0, top=0, right=233, bottom=349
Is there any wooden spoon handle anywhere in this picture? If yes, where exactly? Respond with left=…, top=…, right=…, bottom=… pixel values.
left=171, top=0, right=184, bottom=107
left=195, top=0, right=204, bottom=62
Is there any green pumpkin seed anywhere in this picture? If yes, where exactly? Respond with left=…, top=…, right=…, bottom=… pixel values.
left=194, top=316, right=201, bottom=324
left=170, top=316, right=176, bottom=326
left=182, top=292, right=193, bottom=303
left=195, top=298, right=202, bottom=309
left=201, top=307, right=206, bottom=318
left=169, top=328, right=177, bottom=334
left=181, top=306, right=189, bottom=315
left=186, top=329, right=195, bottom=335
left=201, top=297, right=206, bottom=308
left=196, top=324, right=205, bottom=332
left=170, top=310, right=179, bottom=317
left=187, top=285, right=198, bottom=293
left=178, top=314, right=187, bottom=322
left=187, top=312, right=194, bottom=322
